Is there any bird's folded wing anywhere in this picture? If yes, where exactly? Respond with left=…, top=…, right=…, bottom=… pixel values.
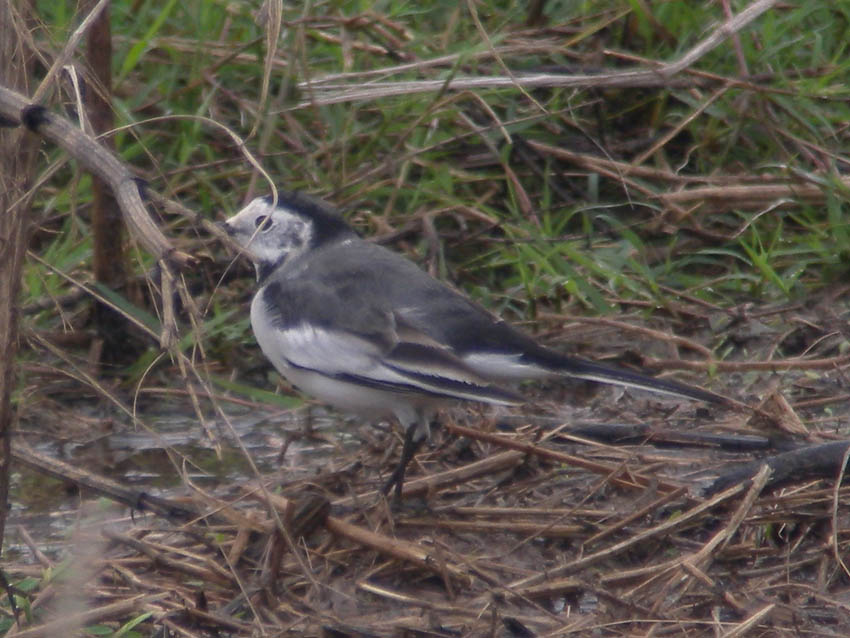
left=278, top=322, right=522, bottom=406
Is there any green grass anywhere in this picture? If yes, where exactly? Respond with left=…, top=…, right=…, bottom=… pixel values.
left=19, top=0, right=850, bottom=390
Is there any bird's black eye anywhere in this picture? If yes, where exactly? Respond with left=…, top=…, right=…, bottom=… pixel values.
left=254, top=215, right=273, bottom=231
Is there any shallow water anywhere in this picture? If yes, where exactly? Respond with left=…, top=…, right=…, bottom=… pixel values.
left=8, top=401, right=358, bottom=560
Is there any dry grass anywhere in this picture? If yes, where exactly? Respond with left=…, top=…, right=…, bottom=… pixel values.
left=7, top=289, right=850, bottom=636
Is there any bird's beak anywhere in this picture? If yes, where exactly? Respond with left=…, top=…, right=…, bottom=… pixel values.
left=217, top=220, right=234, bottom=236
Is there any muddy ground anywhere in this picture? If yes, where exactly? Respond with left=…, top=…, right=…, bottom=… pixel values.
left=6, top=289, right=850, bottom=637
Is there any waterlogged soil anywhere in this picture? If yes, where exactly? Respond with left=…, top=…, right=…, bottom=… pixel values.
left=6, top=295, right=850, bottom=637
left=9, top=399, right=355, bottom=556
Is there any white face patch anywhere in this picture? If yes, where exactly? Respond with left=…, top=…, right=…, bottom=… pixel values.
left=223, top=198, right=313, bottom=269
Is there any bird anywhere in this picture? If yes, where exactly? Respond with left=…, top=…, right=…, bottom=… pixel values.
left=222, top=191, right=727, bottom=499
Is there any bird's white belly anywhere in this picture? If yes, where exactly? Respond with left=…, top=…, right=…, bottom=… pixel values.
left=275, top=362, right=398, bottom=418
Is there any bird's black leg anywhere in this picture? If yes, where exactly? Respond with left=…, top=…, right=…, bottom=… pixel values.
left=381, top=423, right=425, bottom=501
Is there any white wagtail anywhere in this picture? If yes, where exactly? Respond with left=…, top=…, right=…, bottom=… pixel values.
left=222, top=191, right=728, bottom=498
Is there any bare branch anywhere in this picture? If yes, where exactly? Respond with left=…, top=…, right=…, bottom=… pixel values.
left=0, top=84, right=194, bottom=269
left=295, top=0, right=779, bottom=106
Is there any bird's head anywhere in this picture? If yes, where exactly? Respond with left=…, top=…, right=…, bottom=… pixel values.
left=222, top=192, right=355, bottom=278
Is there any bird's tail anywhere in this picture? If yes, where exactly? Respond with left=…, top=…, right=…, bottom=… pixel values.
left=521, top=345, right=729, bottom=406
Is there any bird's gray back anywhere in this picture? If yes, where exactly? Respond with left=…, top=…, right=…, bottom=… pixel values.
left=271, top=238, right=540, bottom=356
